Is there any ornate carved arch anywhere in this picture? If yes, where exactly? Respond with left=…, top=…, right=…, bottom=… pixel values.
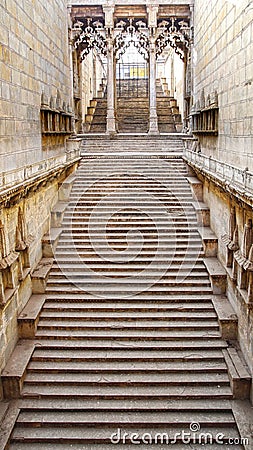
left=156, top=18, right=190, bottom=62
left=73, top=18, right=107, bottom=61
left=114, top=19, right=150, bottom=62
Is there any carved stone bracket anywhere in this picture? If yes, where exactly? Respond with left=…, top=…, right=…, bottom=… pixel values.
left=73, top=18, right=107, bottom=61
left=156, top=18, right=190, bottom=61
left=114, top=19, right=149, bottom=62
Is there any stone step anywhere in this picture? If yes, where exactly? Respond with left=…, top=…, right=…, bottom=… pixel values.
left=16, top=397, right=232, bottom=410
left=43, top=294, right=213, bottom=303
left=30, top=348, right=225, bottom=362
left=29, top=338, right=229, bottom=349
left=37, top=319, right=218, bottom=330
left=39, top=310, right=217, bottom=320
left=8, top=444, right=243, bottom=450
left=24, top=371, right=229, bottom=385
left=16, top=409, right=234, bottom=426
left=21, top=383, right=232, bottom=398
left=45, top=286, right=212, bottom=296
left=59, top=222, right=199, bottom=229
left=42, top=301, right=215, bottom=311
left=47, top=274, right=209, bottom=283
left=11, top=425, right=240, bottom=445
left=27, top=360, right=226, bottom=372
left=35, top=329, right=220, bottom=339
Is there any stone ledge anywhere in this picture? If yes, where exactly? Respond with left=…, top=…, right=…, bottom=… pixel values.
left=1, top=340, right=35, bottom=399
left=232, top=400, right=253, bottom=450
left=0, top=156, right=80, bottom=208
left=18, top=294, right=46, bottom=338
left=223, top=347, right=251, bottom=400
left=212, top=295, right=238, bottom=340
left=51, top=202, right=68, bottom=227
left=204, top=258, right=227, bottom=294
left=198, top=227, right=218, bottom=257
left=0, top=400, right=20, bottom=450
left=31, top=258, right=54, bottom=293
left=186, top=176, right=203, bottom=201
left=42, top=228, right=62, bottom=258
left=59, top=174, right=76, bottom=201
left=183, top=152, right=253, bottom=209
left=193, top=201, right=210, bottom=226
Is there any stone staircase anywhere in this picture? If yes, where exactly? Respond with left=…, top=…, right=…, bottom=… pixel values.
left=2, top=136, right=251, bottom=449
left=86, top=79, right=182, bottom=133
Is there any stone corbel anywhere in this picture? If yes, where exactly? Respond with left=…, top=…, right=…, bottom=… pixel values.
left=147, top=5, right=159, bottom=29
left=103, top=4, right=115, bottom=30
left=221, top=207, right=238, bottom=268
left=234, top=219, right=252, bottom=291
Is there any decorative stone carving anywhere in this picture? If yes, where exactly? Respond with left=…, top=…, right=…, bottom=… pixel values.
left=73, top=18, right=107, bottom=61
left=15, top=208, right=27, bottom=251
left=114, top=19, right=149, bottom=62
left=156, top=17, right=189, bottom=61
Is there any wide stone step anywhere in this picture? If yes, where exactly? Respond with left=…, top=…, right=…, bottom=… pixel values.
left=27, top=360, right=226, bottom=373
left=59, top=222, right=199, bottom=229
left=24, top=371, right=229, bottom=386
left=37, top=319, right=218, bottom=330
left=39, top=310, right=216, bottom=320
left=21, top=383, right=232, bottom=398
left=16, top=409, right=234, bottom=426
left=44, top=290, right=212, bottom=299
left=35, top=329, right=220, bottom=339
left=30, top=338, right=229, bottom=349
left=11, top=425, right=240, bottom=446
left=30, top=347, right=225, bottom=361
left=16, top=397, right=232, bottom=410
left=46, top=278, right=210, bottom=286
left=8, top=444, right=243, bottom=450
left=52, top=257, right=203, bottom=265
left=42, top=301, right=215, bottom=311
left=45, top=286, right=212, bottom=296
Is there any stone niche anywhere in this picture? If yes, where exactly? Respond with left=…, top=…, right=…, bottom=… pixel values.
left=191, top=89, right=219, bottom=135
left=40, top=91, right=74, bottom=151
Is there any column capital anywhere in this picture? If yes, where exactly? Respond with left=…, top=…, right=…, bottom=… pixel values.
left=147, top=5, right=159, bottom=28
left=103, top=3, right=115, bottom=29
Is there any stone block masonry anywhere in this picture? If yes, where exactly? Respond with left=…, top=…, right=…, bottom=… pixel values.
left=0, top=0, right=72, bottom=174
left=0, top=0, right=81, bottom=400
left=193, top=0, right=253, bottom=171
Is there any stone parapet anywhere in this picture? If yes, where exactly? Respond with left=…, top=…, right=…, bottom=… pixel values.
left=183, top=146, right=253, bottom=208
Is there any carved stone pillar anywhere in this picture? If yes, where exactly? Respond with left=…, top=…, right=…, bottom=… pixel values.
left=148, top=36, right=159, bottom=134
left=103, top=4, right=116, bottom=135
left=106, top=35, right=116, bottom=134
left=67, top=5, right=76, bottom=134
left=147, top=5, right=159, bottom=135
left=238, top=219, right=252, bottom=289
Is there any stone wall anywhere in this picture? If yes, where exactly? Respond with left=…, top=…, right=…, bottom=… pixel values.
left=193, top=0, right=253, bottom=170
left=185, top=0, right=253, bottom=400
left=0, top=0, right=80, bottom=399
left=0, top=0, right=74, bottom=176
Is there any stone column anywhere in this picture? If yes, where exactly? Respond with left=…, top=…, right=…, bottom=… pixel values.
left=67, top=4, right=75, bottom=133
left=103, top=4, right=116, bottom=134
left=147, top=5, right=159, bottom=135
left=148, top=37, right=159, bottom=134
left=106, top=35, right=116, bottom=134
